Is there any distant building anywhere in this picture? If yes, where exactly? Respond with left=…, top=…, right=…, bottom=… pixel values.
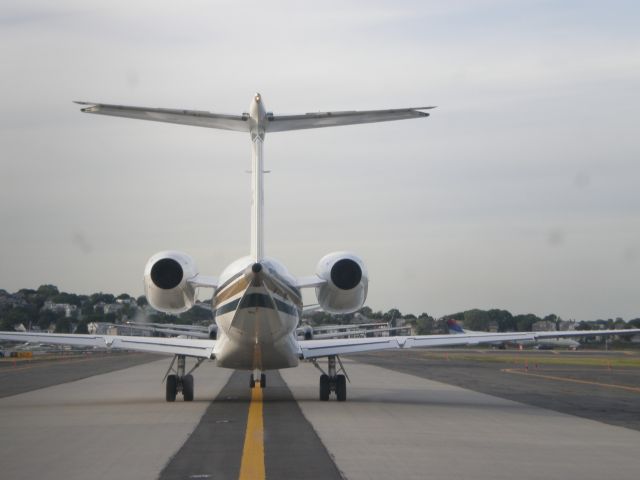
left=558, top=320, right=576, bottom=331
left=116, top=298, right=136, bottom=306
left=103, top=303, right=124, bottom=315
left=0, top=291, right=28, bottom=309
left=532, top=320, right=556, bottom=332
left=42, top=301, right=78, bottom=318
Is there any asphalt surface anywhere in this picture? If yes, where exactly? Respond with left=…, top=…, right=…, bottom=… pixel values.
left=1, top=350, right=640, bottom=480
left=160, top=370, right=342, bottom=480
left=354, top=349, right=640, bottom=431
left=0, top=351, right=160, bottom=398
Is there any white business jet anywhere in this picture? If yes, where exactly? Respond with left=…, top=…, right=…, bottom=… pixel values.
left=1, top=94, right=637, bottom=402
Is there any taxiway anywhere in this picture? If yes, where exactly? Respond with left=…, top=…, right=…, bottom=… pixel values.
left=1, top=351, right=639, bottom=479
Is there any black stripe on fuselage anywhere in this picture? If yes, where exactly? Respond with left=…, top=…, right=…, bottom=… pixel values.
left=214, top=293, right=299, bottom=317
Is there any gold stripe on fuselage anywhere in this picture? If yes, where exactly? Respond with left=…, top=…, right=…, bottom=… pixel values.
left=215, top=276, right=251, bottom=305
left=214, top=271, right=302, bottom=310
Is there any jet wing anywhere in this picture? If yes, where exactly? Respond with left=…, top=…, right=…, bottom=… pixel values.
left=298, top=329, right=640, bottom=359
left=75, top=102, right=249, bottom=132
left=267, top=107, right=435, bottom=132
left=126, top=321, right=209, bottom=332
left=124, top=324, right=211, bottom=339
left=0, top=331, right=215, bottom=358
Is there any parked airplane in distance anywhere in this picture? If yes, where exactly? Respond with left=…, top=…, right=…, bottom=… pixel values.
left=1, top=94, right=638, bottom=402
left=447, top=319, right=580, bottom=350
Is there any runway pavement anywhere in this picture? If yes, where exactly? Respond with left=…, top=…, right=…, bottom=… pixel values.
left=0, top=351, right=160, bottom=398
left=1, top=352, right=639, bottom=480
left=355, top=349, right=640, bottom=431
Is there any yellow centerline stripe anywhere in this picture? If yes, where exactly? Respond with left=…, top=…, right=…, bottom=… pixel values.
left=502, top=368, right=640, bottom=393
left=239, top=385, right=266, bottom=480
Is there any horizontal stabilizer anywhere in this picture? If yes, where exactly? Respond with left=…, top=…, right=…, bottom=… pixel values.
left=267, top=107, right=435, bottom=132
left=74, top=101, right=248, bottom=132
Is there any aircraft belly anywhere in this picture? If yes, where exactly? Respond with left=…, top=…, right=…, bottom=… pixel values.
left=214, top=308, right=299, bottom=370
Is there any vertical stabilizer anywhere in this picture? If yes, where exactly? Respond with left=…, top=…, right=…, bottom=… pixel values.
left=250, top=136, right=264, bottom=261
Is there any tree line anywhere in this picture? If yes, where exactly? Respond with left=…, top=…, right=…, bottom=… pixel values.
left=1, top=285, right=639, bottom=335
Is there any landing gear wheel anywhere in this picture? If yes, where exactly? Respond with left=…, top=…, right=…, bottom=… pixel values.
left=166, top=374, right=177, bottom=402
left=336, top=374, right=347, bottom=402
left=260, top=373, right=266, bottom=389
left=319, top=374, right=330, bottom=401
left=250, top=374, right=256, bottom=389
left=182, top=374, right=194, bottom=401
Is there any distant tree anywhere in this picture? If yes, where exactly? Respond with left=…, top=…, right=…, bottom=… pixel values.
left=75, top=321, right=89, bottom=334
left=55, top=317, right=72, bottom=333
left=16, top=288, right=45, bottom=309
left=180, top=306, right=213, bottom=323
left=85, top=312, right=105, bottom=323
left=117, top=293, right=131, bottom=300
left=488, top=309, right=515, bottom=332
left=514, top=313, right=540, bottom=332
left=464, top=309, right=490, bottom=331
left=1, top=306, right=36, bottom=330
left=80, top=301, right=94, bottom=316
left=416, top=313, right=435, bottom=335
left=358, top=306, right=373, bottom=318
left=136, top=295, right=148, bottom=307
left=51, top=292, right=83, bottom=306
left=384, top=309, right=402, bottom=327
left=37, top=310, right=60, bottom=330
left=576, top=321, right=592, bottom=331
left=628, top=318, right=640, bottom=328
left=37, top=284, right=59, bottom=299
left=89, top=292, right=115, bottom=305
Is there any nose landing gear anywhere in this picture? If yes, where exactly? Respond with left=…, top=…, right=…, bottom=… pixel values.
left=249, top=372, right=267, bottom=388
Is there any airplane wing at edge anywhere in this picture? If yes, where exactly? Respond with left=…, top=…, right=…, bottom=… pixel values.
left=0, top=331, right=215, bottom=358
left=74, top=102, right=249, bottom=132
left=267, top=107, right=436, bottom=132
left=297, top=328, right=640, bottom=359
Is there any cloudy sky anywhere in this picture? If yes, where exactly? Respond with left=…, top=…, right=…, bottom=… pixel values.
left=1, top=0, right=639, bottom=320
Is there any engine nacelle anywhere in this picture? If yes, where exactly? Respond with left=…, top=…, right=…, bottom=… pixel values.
left=315, top=252, right=368, bottom=314
left=143, top=251, right=198, bottom=314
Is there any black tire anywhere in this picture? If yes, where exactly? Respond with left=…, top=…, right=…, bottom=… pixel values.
left=319, top=374, right=330, bottom=401
left=250, top=374, right=255, bottom=389
left=166, top=374, right=177, bottom=402
left=260, top=373, right=266, bottom=389
left=336, top=374, right=347, bottom=402
left=182, top=374, right=194, bottom=401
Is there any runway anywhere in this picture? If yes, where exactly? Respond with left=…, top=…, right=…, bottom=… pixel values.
left=1, top=351, right=639, bottom=479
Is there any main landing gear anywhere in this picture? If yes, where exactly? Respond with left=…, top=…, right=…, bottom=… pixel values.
left=164, top=355, right=205, bottom=402
left=312, top=355, right=348, bottom=401
left=249, top=372, right=267, bottom=389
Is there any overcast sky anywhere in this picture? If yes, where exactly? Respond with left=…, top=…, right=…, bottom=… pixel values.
left=1, top=0, right=639, bottom=320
